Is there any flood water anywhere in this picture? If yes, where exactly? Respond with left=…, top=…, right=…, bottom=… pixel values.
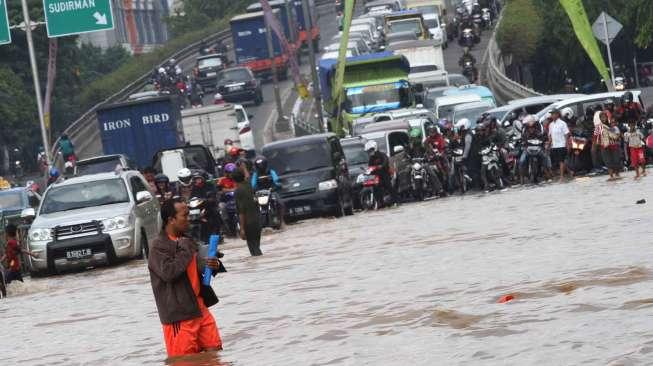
left=2, top=175, right=652, bottom=365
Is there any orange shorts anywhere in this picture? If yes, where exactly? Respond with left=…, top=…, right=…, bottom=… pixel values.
left=163, top=305, right=222, bottom=357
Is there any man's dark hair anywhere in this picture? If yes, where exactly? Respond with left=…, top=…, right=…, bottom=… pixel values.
left=161, top=197, right=183, bottom=229
left=143, top=166, right=156, bottom=175
left=5, top=223, right=17, bottom=237
left=232, top=170, right=245, bottom=183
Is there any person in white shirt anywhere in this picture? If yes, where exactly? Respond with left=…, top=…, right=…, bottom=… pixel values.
left=547, top=108, right=571, bottom=182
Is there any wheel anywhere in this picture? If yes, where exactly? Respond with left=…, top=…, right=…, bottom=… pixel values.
left=333, top=196, right=345, bottom=218
left=344, top=197, right=354, bottom=216
left=271, top=204, right=283, bottom=230
left=458, top=168, right=467, bottom=194
left=138, top=231, right=149, bottom=260
left=360, top=190, right=375, bottom=211
left=529, top=158, right=538, bottom=184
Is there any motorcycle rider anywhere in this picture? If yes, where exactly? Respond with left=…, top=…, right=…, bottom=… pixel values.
left=519, top=115, right=551, bottom=184
left=47, top=167, right=62, bottom=187
left=190, top=170, right=220, bottom=243
left=176, top=168, right=194, bottom=201
left=58, top=134, right=76, bottom=163
left=458, top=47, right=476, bottom=67
left=154, top=174, right=177, bottom=203
left=365, top=140, right=398, bottom=207
left=408, top=127, right=426, bottom=158
left=217, top=163, right=238, bottom=193
left=251, top=157, right=280, bottom=191
left=423, top=125, right=448, bottom=196
left=615, top=91, right=643, bottom=127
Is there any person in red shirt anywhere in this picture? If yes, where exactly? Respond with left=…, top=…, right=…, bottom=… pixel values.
left=1, top=224, right=34, bottom=288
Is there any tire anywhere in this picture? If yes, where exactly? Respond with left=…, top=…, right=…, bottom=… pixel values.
left=344, top=197, right=354, bottom=216
left=458, top=167, right=467, bottom=194
left=333, top=196, right=345, bottom=218
left=271, top=204, right=282, bottom=230
left=529, top=157, right=538, bottom=184
left=360, top=190, right=375, bottom=211
left=138, top=231, right=149, bottom=260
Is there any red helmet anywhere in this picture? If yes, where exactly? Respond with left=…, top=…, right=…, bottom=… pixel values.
left=229, top=147, right=240, bottom=157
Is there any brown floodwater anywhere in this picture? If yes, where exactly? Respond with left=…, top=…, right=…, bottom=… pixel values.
left=2, top=175, right=652, bottom=365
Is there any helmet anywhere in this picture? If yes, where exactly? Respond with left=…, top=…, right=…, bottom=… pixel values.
left=522, top=114, right=537, bottom=128
left=64, top=161, right=74, bottom=169
left=426, top=125, right=440, bottom=136
left=364, top=140, right=378, bottom=152
left=604, top=98, right=614, bottom=106
left=229, top=147, right=240, bottom=157
left=224, top=163, right=237, bottom=173
left=561, top=107, right=574, bottom=120
left=177, top=168, right=192, bottom=186
left=49, top=167, right=59, bottom=178
left=409, top=127, right=423, bottom=139
left=622, top=91, right=633, bottom=104
left=437, top=118, right=450, bottom=129
left=192, top=169, right=207, bottom=180
left=155, top=174, right=169, bottom=184
left=254, top=157, right=269, bottom=173
left=455, top=118, right=471, bottom=131
left=224, top=138, right=234, bottom=145
left=158, top=67, right=166, bottom=74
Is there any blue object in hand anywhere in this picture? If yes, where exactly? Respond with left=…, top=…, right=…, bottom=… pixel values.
left=203, top=234, right=220, bottom=286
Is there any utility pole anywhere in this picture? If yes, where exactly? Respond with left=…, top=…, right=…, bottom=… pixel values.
left=20, top=0, right=52, bottom=165
left=301, top=0, right=325, bottom=132
left=265, top=19, right=284, bottom=122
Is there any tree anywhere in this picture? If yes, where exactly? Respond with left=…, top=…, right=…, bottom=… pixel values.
left=496, top=0, right=544, bottom=64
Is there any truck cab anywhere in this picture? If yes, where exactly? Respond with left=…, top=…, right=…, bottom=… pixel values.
left=384, top=10, right=430, bottom=40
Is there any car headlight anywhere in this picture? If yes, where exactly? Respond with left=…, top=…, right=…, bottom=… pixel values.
left=29, top=228, right=52, bottom=242
left=102, top=215, right=131, bottom=232
left=412, top=162, right=422, bottom=170
left=318, top=179, right=338, bottom=191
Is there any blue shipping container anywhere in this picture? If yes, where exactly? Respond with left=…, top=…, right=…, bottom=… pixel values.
left=96, top=96, right=183, bottom=168
left=231, top=10, right=290, bottom=64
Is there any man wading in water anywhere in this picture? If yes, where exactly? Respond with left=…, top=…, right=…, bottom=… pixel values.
left=148, top=198, right=223, bottom=358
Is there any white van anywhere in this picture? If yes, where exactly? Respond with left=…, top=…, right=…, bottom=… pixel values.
left=433, top=94, right=482, bottom=120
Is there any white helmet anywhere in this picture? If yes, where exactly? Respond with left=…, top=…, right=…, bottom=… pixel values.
left=364, top=140, right=378, bottom=152
left=158, top=67, right=166, bottom=74
left=177, top=168, right=192, bottom=186
left=64, top=161, right=74, bottom=169
left=455, top=118, right=470, bottom=131
left=561, top=107, right=574, bottom=120
left=521, top=114, right=537, bottom=125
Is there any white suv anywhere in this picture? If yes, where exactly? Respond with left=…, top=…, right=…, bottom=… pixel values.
left=27, top=170, right=160, bottom=276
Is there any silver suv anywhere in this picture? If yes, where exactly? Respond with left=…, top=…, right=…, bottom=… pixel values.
left=27, top=171, right=160, bottom=276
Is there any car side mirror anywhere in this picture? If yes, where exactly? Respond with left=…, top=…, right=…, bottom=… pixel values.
left=136, top=191, right=153, bottom=204
left=393, top=145, right=405, bottom=154
left=21, top=207, right=36, bottom=219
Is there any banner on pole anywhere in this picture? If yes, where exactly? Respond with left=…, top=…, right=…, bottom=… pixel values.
left=559, top=0, right=611, bottom=84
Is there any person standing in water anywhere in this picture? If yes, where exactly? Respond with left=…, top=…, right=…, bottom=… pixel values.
left=148, top=198, right=224, bottom=358
left=233, top=169, right=263, bottom=256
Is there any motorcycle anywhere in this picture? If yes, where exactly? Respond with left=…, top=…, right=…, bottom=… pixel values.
left=472, top=13, right=483, bottom=36
left=357, top=166, right=382, bottom=210
left=410, top=158, right=429, bottom=201
left=569, top=133, right=590, bottom=174
left=188, top=196, right=207, bottom=243
left=459, top=28, right=475, bottom=48
left=462, top=61, right=478, bottom=83
left=256, top=187, right=282, bottom=230
left=479, top=144, right=504, bottom=190
left=481, top=8, right=492, bottom=29
left=219, top=191, right=240, bottom=237
left=13, top=160, right=23, bottom=178
left=524, top=138, right=545, bottom=184
left=450, top=147, right=470, bottom=194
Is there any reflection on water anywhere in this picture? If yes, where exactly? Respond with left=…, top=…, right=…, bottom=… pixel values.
left=1, top=176, right=651, bottom=365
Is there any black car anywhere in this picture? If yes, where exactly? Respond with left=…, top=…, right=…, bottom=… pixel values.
left=262, top=134, right=354, bottom=221
left=194, top=54, right=228, bottom=91
left=216, top=67, right=263, bottom=106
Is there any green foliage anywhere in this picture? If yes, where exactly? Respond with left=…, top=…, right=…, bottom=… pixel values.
left=496, top=0, right=543, bottom=63
left=0, top=67, right=39, bottom=152
left=166, top=0, right=248, bottom=37
left=499, top=0, right=653, bottom=92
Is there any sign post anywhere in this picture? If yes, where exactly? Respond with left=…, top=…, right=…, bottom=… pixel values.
left=0, top=0, right=10, bottom=45
left=43, top=0, right=114, bottom=37
left=592, top=11, right=622, bottom=90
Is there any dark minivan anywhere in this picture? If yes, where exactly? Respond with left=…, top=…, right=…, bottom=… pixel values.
left=261, top=134, right=355, bottom=220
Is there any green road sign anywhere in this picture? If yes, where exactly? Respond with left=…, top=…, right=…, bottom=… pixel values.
left=0, top=0, right=10, bottom=45
left=43, top=0, right=114, bottom=37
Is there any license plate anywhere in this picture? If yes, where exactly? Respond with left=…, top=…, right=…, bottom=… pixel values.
left=66, top=248, right=92, bottom=260
left=189, top=209, right=201, bottom=215
left=455, top=157, right=463, bottom=162
left=291, top=206, right=311, bottom=215
left=206, top=72, right=216, bottom=77
left=414, top=175, right=423, bottom=179
left=229, top=85, right=243, bottom=92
